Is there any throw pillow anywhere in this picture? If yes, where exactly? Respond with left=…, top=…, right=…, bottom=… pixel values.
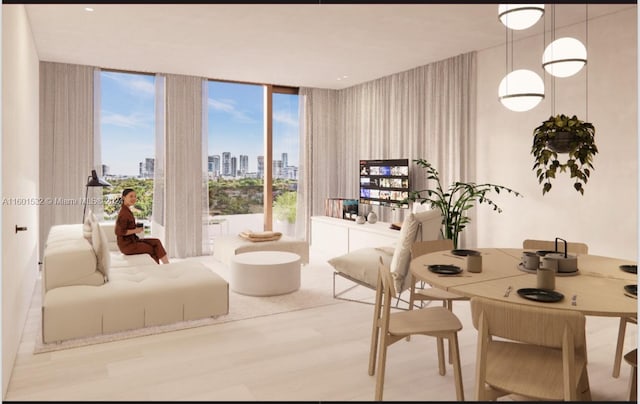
left=91, top=219, right=111, bottom=281
left=389, top=212, right=420, bottom=292
left=414, top=208, right=443, bottom=241
left=83, top=210, right=94, bottom=241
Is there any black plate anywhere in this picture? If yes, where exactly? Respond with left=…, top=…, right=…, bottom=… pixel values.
left=624, top=284, right=637, bottom=296
left=451, top=249, right=481, bottom=257
left=517, top=288, right=564, bottom=303
left=427, top=264, right=462, bottom=275
left=620, top=265, right=638, bottom=274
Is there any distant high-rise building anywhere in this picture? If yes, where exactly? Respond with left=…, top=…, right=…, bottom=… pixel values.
left=273, top=160, right=283, bottom=179
left=212, top=155, right=220, bottom=177
left=230, top=157, right=237, bottom=177
left=239, top=155, right=249, bottom=176
left=282, top=152, right=288, bottom=168
left=138, top=162, right=143, bottom=177
left=208, top=155, right=215, bottom=173
left=101, top=164, right=109, bottom=176
left=257, top=156, right=264, bottom=179
left=222, top=152, right=231, bottom=176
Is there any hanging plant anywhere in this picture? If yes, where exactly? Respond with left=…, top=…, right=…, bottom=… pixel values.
left=532, top=114, right=598, bottom=195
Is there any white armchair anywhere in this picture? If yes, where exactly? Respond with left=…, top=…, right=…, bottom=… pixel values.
left=327, top=209, right=442, bottom=305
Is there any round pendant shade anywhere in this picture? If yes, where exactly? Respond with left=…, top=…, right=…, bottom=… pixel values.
left=542, top=37, right=587, bottom=78
left=498, top=4, right=545, bottom=30
left=498, top=69, right=544, bottom=112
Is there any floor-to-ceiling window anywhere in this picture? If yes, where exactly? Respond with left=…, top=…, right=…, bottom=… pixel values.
left=99, top=70, right=156, bottom=230
left=206, top=80, right=298, bottom=238
left=271, top=90, right=300, bottom=236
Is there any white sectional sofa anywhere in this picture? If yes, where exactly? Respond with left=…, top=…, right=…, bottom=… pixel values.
left=41, top=221, right=229, bottom=343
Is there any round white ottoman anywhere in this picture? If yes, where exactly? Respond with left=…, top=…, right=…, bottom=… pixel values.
left=230, top=251, right=301, bottom=296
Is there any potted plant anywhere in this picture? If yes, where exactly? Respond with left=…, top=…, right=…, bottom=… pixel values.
left=405, top=159, right=521, bottom=249
left=532, top=114, right=598, bottom=195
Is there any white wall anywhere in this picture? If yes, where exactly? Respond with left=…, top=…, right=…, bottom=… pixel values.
left=474, top=7, right=637, bottom=260
left=1, top=5, right=41, bottom=398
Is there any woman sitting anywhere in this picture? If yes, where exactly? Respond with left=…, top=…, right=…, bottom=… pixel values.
left=115, top=188, right=169, bottom=264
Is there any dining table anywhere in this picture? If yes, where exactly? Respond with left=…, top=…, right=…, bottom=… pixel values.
left=409, top=248, right=637, bottom=317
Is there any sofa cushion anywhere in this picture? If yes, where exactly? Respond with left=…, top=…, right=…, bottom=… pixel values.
left=90, top=219, right=111, bottom=280
left=43, top=237, right=104, bottom=291
left=328, top=247, right=394, bottom=289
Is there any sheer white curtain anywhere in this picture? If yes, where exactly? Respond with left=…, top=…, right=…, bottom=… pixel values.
left=39, top=62, right=95, bottom=255
left=299, top=52, right=477, bottom=247
left=152, top=74, right=166, bottom=242
left=163, top=74, right=207, bottom=258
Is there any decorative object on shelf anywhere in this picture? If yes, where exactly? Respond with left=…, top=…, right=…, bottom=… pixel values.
left=367, top=211, right=378, bottom=224
left=405, top=159, right=521, bottom=249
left=531, top=114, right=598, bottom=195
left=356, top=215, right=366, bottom=225
left=82, top=169, right=111, bottom=223
left=497, top=4, right=545, bottom=112
left=498, top=3, right=544, bottom=30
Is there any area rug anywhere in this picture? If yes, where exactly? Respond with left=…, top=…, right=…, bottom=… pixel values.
left=33, top=256, right=370, bottom=354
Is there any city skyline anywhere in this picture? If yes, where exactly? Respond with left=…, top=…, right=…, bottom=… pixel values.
left=100, top=71, right=299, bottom=177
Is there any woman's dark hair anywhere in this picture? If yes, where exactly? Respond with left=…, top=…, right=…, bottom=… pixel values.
left=122, top=188, right=135, bottom=197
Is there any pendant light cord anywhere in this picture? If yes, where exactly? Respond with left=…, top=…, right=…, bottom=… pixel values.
left=585, top=3, right=589, bottom=121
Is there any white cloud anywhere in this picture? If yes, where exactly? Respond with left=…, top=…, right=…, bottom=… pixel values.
left=208, top=97, right=255, bottom=123
left=102, top=111, right=152, bottom=129
left=102, top=72, right=155, bottom=97
left=273, top=110, right=298, bottom=127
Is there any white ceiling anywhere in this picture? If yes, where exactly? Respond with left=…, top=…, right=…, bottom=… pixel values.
left=23, top=3, right=634, bottom=90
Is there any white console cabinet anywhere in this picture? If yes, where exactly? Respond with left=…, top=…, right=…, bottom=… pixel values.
left=310, top=215, right=401, bottom=257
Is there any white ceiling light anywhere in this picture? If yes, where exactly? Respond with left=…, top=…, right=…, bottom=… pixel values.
left=498, top=69, right=544, bottom=112
left=498, top=4, right=544, bottom=30
left=542, top=37, right=587, bottom=78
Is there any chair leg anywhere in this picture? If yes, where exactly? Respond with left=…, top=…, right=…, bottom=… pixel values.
left=449, top=332, right=465, bottom=401
left=613, top=317, right=628, bottom=378
left=629, top=364, right=637, bottom=401
left=437, top=337, right=446, bottom=376
left=375, top=336, right=389, bottom=401
left=447, top=300, right=454, bottom=365
left=368, top=325, right=379, bottom=376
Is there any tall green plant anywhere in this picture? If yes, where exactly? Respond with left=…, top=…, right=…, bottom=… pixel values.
left=405, top=159, right=522, bottom=248
left=273, top=191, right=297, bottom=224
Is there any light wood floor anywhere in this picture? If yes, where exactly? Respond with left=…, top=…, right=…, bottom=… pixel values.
left=5, top=248, right=638, bottom=401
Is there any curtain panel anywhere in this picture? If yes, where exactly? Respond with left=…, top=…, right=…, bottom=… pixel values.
left=300, top=51, right=477, bottom=247
left=39, top=62, right=95, bottom=256
left=164, top=74, right=206, bottom=258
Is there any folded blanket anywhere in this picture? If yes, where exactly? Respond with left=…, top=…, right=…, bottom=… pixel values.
left=239, top=230, right=283, bottom=242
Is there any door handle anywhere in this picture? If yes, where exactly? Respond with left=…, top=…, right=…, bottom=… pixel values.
left=15, top=225, right=27, bottom=233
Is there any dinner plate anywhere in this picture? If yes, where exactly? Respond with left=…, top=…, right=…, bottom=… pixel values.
left=450, top=249, right=481, bottom=257
left=517, top=288, right=564, bottom=303
left=620, top=264, right=638, bottom=274
left=517, top=263, right=580, bottom=277
left=427, top=264, right=462, bottom=275
left=624, top=284, right=637, bottom=296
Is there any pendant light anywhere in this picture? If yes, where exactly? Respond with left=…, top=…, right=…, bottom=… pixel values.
left=498, top=4, right=545, bottom=30
left=497, top=5, right=544, bottom=112
left=498, top=69, right=544, bottom=112
left=542, top=5, right=587, bottom=78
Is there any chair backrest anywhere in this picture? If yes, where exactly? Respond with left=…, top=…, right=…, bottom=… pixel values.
left=411, top=239, right=454, bottom=259
left=522, top=239, right=589, bottom=255
left=470, top=297, right=586, bottom=349
left=390, top=209, right=444, bottom=292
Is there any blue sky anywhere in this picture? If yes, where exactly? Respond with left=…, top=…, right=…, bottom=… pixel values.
left=100, top=71, right=299, bottom=176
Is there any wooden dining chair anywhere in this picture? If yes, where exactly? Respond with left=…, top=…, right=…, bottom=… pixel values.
left=470, top=296, right=591, bottom=401
left=369, top=256, right=464, bottom=401
left=624, top=349, right=637, bottom=401
left=613, top=315, right=637, bottom=377
left=408, top=239, right=468, bottom=368
left=522, top=239, right=589, bottom=255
